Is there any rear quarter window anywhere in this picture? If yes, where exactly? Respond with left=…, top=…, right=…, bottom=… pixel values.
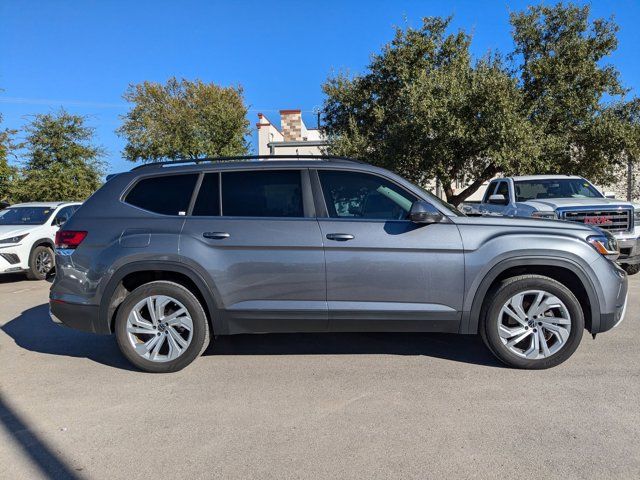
left=125, top=174, right=198, bottom=215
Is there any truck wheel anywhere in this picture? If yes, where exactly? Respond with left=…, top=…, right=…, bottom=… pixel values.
left=480, top=275, right=584, bottom=369
left=622, top=264, right=640, bottom=276
left=26, top=245, right=55, bottom=280
left=115, top=281, right=210, bottom=373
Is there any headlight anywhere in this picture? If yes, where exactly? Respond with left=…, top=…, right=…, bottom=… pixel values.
left=634, top=208, right=640, bottom=226
left=531, top=211, right=557, bottom=219
left=0, top=233, right=28, bottom=244
left=587, top=233, right=619, bottom=261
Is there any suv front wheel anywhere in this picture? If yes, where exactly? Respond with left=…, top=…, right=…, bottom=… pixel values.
left=26, top=245, right=55, bottom=280
left=115, top=281, right=210, bottom=373
left=480, top=275, right=584, bottom=369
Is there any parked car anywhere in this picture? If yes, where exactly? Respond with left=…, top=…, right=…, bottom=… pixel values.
left=50, top=157, right=628, bottom=372
left=461, top=175, right=640, bottom=275
left=0, top=202, right=82, bottom=279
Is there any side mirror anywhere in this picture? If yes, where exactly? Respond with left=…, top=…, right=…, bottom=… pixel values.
left=604, top=192, right=616, bottom=199
left=488, top=194, right=508, bottom=205
left=409, top=200, right=444, bottom=224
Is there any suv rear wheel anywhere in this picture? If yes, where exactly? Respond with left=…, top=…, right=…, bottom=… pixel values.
left=480, top=275, right=584, bottom=369
left=115, top=281, right=210, bottom=373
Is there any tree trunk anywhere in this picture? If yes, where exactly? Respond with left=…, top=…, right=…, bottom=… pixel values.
left=444, top=166, right=498, bottom=206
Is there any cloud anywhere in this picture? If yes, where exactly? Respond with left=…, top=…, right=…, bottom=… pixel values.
left=0, top=97, right=127, bottom=109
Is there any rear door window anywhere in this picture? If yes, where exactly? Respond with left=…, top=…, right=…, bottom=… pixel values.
left=221, top=170, right=303, bottom=217
left=125, top=174, right=198, bottom=215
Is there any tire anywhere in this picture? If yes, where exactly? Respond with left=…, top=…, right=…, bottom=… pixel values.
left=115, top=281, right=210, bottom=373
left=480, top=275, right=584, bottom=369
left=26, top=245, right=55, bottom=280
left=622, top=264, right=640, bottom=276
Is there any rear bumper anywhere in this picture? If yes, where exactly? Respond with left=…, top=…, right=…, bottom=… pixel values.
left=49, top=299, right=108, bottom=334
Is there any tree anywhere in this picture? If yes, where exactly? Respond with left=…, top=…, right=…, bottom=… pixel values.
left=14, top=109, right=105, bottom=202
left=117, top=77, right=250, bottom=163
left=511, top=2, right=628, bottom=184
left=0, top=113, right=19, bottom=203
left=598, top=97, right=640, bottom=199
left=322, top=17, right=538, bottom=205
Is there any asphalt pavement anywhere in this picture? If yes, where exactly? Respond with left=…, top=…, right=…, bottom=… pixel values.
left=1, top=272, right=639, bottom=479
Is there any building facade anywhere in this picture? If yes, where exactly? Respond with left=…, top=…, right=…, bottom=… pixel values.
left=256, top=110, right=328, bottom=156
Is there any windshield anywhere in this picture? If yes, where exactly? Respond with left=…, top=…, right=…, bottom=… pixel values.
left=0, top=207, right=55, bottom=225
left=514, top=179, right=602, bottom=202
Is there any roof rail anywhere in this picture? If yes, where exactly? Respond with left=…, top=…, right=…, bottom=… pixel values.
left=130, top=155, right=366, bottom=171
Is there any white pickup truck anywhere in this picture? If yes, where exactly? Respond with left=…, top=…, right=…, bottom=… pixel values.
left=461, top=175, right=640, bottom=274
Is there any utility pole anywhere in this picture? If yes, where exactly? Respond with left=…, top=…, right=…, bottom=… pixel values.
left=312, top=106, right=321, bottom=129
left=628, top=157, right=633, bottom=201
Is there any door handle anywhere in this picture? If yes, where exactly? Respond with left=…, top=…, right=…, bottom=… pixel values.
left=203, top=232, right=230, bottom=240
left=326, top=233, right=355, bottom=241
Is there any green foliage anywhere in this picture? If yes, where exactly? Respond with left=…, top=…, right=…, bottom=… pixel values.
left=118, top=77, right=250, bottom=163
left=323, top=17, right=537, bottom=204
left=511, top=2, right=627, bottom=183
left=323, top=3, right=638, bottom=204
left=12, top=109, right=105, bottom=202
left=0, top=113, right=20, bottom=203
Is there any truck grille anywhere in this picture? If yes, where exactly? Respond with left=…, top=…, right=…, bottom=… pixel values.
left=557, top=207, right=633, bottom=233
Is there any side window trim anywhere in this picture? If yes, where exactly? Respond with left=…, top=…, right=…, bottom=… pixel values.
left=309, top=169, right=329, bottom=218
left=507, top=179, right=514, bottom=203
left=186, top=173, right=205, bottom=215
left=300, top=169, right=315, bottom=218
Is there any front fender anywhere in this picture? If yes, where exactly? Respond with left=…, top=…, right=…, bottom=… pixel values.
left=461, top=255, right=602, bottom=334
left=458, top=231, right=605, bottom=334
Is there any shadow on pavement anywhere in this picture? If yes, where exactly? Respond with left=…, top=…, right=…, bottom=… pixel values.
left=0, top=273, right=29, bottom=284
left=2, top=303, right=502, bottom=369
left=1, top=304, right=134, bottom=371
left=0, top=394, right=84, bottom=480
left=205, top=331, right=502, bottom=367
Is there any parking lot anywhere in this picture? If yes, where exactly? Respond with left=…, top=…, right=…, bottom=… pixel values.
left=0, top=273, right=638, bottom=479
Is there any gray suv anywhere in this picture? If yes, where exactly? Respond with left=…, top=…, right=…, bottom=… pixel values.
left=50, top=157, right=628, bottom=372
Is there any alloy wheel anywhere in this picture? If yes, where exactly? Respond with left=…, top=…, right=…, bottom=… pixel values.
left=497, top=289, right=571, bottom=360
left=126, top=295, right=194, bottom=362
left=35, top=250, right=53, bottom=275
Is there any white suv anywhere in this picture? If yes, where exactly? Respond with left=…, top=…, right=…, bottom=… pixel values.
left=0, top=202, right=81, bottom=280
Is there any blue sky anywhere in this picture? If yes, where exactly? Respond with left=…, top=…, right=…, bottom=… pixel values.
left=1, top=0, right=639, bottom=174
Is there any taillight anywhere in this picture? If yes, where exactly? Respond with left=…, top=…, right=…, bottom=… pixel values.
left=55, top=230, right=87, bottom=249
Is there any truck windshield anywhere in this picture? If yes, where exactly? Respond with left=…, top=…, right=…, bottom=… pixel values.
left=514, top=179, right=602, bottom=202
left=0, top=207, right=54, bottom=225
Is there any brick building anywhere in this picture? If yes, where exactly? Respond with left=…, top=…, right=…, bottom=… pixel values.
left=256, top=110, right=328, bottom=156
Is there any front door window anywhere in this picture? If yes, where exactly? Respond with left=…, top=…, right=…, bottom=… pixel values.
left=318, top=170, right=416, bottom=221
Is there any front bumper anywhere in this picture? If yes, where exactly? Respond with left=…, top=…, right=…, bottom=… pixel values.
left=597, top=262, right=629, bottom=333
left=613, top=230, right=640, bottom=265
left=0, top=246, right=26, bottom=273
